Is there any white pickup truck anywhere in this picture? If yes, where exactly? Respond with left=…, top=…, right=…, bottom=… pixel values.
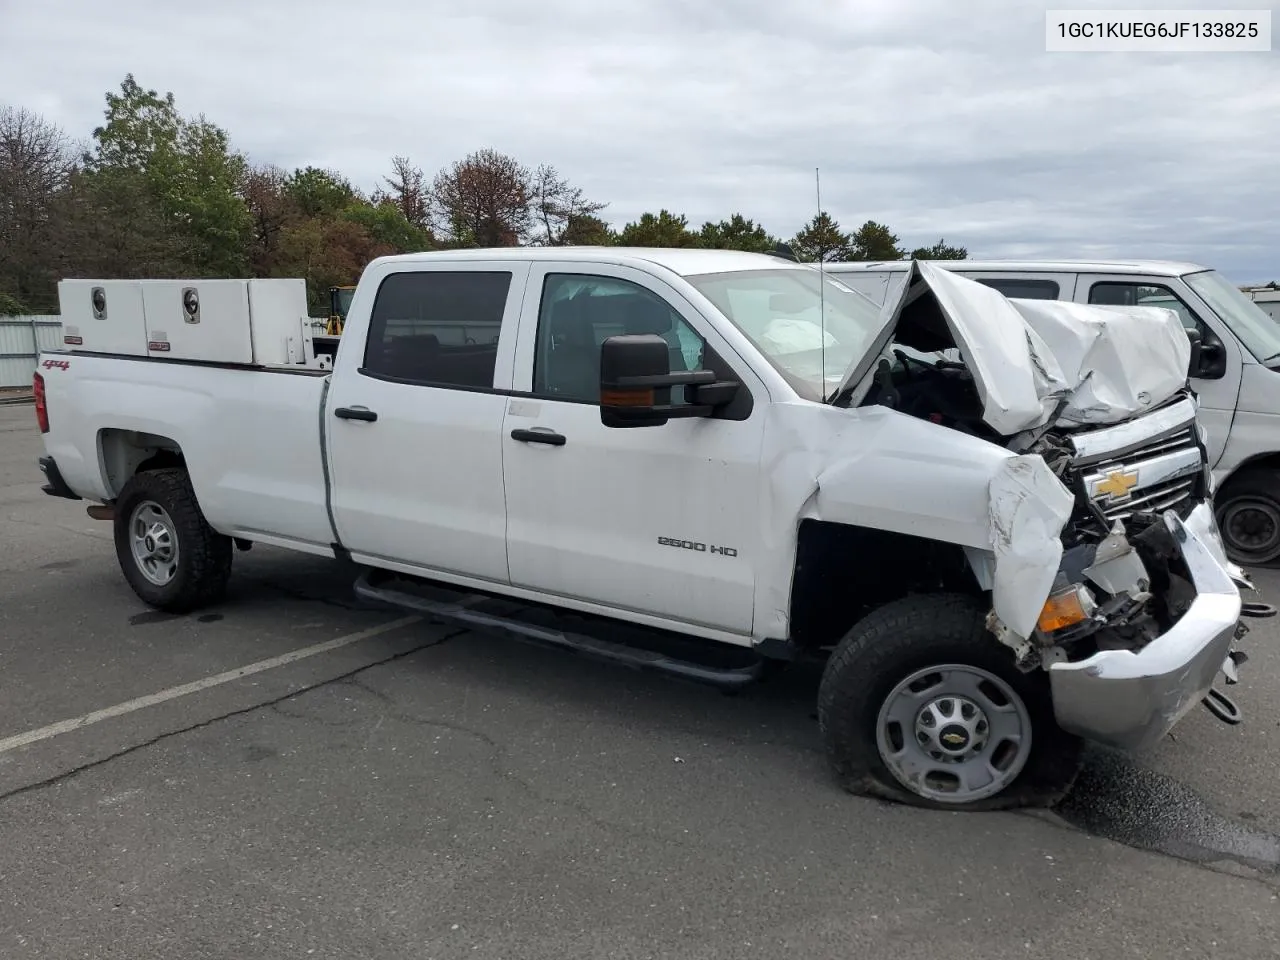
left=32, top=250, right=1269, bottom=810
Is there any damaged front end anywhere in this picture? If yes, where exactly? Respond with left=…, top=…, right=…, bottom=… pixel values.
left=824, top=260, right=1267, bottom=751
left=988, top=395, right=1268, bottom=749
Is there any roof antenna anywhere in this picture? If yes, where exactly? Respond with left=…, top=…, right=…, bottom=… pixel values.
left=815, top=166, right=828, bottom=400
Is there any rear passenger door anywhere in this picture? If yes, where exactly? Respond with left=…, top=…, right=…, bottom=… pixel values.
left=326, top=261, right=531, bottom=585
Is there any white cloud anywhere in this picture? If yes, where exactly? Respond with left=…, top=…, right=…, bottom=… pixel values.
left=1, top=0, right=1276, bottom=279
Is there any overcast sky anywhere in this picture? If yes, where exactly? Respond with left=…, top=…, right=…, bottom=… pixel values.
left=1, top=0, right=1276, bottom=281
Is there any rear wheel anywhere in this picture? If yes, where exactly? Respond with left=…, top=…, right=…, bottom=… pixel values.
left=113, top=468, right=232, bottom=612
left=1215, top=468, right=1280, bottom=565
left=817, top=594, right=1083, bottom=811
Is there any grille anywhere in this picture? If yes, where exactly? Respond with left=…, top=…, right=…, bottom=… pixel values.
left=1078, top=425, right=1203, bottom=522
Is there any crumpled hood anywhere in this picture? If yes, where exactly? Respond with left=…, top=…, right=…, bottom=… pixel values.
left=867, top=262, right=1192, bottom=436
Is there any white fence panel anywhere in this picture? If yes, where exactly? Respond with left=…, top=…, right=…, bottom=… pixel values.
left=0, top=316, right=63, bottom=388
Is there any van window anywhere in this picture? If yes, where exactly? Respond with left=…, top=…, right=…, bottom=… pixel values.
left=363, top=271, right=513, bottom=387
left=974, top=278, right=1060, bottom=300
left=1087, top=281, right=1204, bottom=334
left=1184, top=270, right=1280, bottom=363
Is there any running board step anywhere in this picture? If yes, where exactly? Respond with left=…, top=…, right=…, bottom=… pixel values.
left=353, top=569, right=765, bottom=689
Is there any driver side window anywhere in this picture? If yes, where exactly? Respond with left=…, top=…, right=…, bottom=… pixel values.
left=532, top=273, right=705, bottom=404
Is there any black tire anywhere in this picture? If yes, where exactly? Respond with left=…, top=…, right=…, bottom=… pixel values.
left=816, top=593, right=1084, bottom=811
left=113, top=467, right=233, bottom=613
left=1214, top=468, right=1280, bottom=566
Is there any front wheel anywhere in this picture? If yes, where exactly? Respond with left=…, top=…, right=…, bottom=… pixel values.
left=113, top=468, right=233, bottom=613
left=816, top=594, right=1083, bottom=811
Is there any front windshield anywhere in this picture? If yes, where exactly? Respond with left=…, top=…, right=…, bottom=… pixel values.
left=685, top=267, right=885, bottom=401
left=1183, top=269, right=1280, bottom=363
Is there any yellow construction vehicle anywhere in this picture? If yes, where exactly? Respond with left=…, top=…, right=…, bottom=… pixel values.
left=327, top=285, right=356, bottom=336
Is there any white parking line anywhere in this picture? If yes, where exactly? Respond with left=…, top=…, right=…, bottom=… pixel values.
left=0, top=614, right=422, bottom=755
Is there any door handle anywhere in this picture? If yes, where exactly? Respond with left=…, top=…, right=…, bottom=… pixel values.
left=334, top=407, right=378, bottom=422
left=511, top=428, right=566, bottom=446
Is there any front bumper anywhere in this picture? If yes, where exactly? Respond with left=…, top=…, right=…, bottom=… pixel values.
left=1048, top=501, right=1243, bottom=752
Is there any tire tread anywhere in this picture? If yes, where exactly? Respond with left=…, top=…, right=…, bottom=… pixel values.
left=817, top=593, right=1083, bottom=811
left=113, top=467, right=232, bottom=613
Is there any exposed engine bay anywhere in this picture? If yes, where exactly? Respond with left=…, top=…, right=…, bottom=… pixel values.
left=850, top=269, right=1245, bottom=674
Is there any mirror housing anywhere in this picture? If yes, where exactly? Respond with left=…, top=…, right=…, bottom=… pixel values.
left=1186, top=327, right=1203, bottom=379
left=599, top=334, right=739, bottom=428
left=1186, top=326, right=1227, bottom=380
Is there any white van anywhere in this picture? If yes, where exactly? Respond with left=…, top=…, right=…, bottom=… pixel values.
left=823, top=259, right=1280, bottom=567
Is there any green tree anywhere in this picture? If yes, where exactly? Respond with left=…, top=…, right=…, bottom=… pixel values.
left=167, top=117, right=252, bottom=274
left=910, top=238, right=968, bottom=260
left=560, top=213, right=615, bottom=246
left=0, top=291, right=29, bottom=314
left=699, top=214, right=777, bottom=253
left=86, top=74, right=251, bottom=276
left=87, top=74, right=179, bottom=172
left=342, top=199, right=434, bottom=253
left=56, top=166, right=194, bottom=278
left=616, top=209, right=700, bottom=247
left=283, top=166, right=358, bottom=219
left=849, top=220, right=905, bottom=261
left=790, top=212, right=852, bottom=262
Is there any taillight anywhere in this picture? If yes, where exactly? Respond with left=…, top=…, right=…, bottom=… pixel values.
left=33, top=372, right=49, bottom=433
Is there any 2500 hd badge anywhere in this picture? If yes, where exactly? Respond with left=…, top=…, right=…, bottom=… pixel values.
left=657, top=537, right=738, bottom=558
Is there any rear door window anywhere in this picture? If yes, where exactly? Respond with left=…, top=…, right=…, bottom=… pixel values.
left=363, top=271, right=513, bottom=388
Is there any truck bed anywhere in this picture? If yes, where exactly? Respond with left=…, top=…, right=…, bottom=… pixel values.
left=39, top=354, right=336, bottom=555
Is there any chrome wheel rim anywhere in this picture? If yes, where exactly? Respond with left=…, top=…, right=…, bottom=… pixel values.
left=875, top=663, right=1032, bottom=804
left=1219, top=497, right=1280, bottom=565
left=130, top=500, right=180, bottom=587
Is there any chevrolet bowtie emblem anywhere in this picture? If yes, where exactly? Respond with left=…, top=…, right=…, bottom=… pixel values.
left=1095, top=468, right=1139, bottom=499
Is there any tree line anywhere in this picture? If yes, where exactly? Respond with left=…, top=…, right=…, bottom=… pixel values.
left=0, top=74, right=968, bottom=315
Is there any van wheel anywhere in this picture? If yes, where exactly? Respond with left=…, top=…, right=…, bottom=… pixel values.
left=1215, top=468, right=1280, bottom=565
left=817, top=594, right=1083, bottom=811
left=113, top=468, right=233, bottom=613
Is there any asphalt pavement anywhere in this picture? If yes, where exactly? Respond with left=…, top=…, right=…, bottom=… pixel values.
left=2, top=401, right=1279, bottom=960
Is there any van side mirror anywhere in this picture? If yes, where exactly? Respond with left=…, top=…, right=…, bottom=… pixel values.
left=599, top=334, right=739, bottom=428
left=1186, top=327, right=1203, bottom=378
left=1186, top=326, right=1227, bottom=380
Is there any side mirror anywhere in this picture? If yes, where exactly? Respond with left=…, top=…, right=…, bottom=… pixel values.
left=1186, top=327, right=1227, bottom=380
left=599, top=334, right=739, bottom=428
left=1186, top=327, right=1203, bottom=378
